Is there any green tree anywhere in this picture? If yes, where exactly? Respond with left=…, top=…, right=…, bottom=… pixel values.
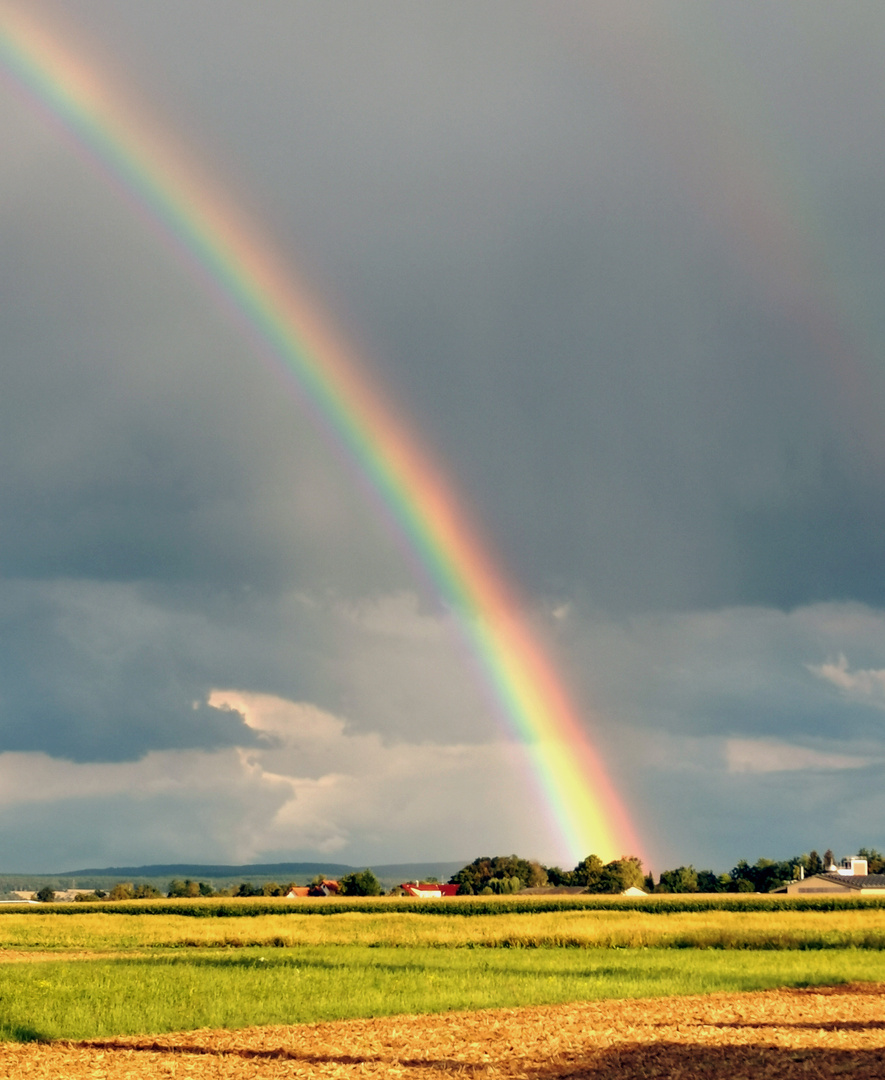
left=695, top=870, right=724, bottom=893
left=595, top=857, right=645, bottom=894
left=134, top=884, right=162, bottom=899
left=449, top=855, right=537, bottom=894
left=235, top=881, right=262, bottom=897
left=339, top=869, right=382, bottom=896
left=108, top=882, right=135, bottom=900
left=526, top=861, right=548, bottom=887
left=36, top=885, right=55, bottom=903
left=658, top=865, right=698, bottom=893
left=729, top=858, right=793, bottom=893
left=168, top=879, right=202, bottom=898
left=485, top=875, right=522, bottom=894
left=543, top=865, right=572, bottom=886
left=452, top=864, right=487, bottom=894
left=759, top=858, right=793, bottom=892
left=571, top=854, right=604, bottom=890
left=730, top=860, right=753, bottom=891
left=857, top=848, right=885, bottom=874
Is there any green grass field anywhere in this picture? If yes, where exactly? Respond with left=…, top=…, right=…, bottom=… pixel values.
left=2, top=946, right=885, bottom=1042
left=3, top=899, right=885, bottom=1041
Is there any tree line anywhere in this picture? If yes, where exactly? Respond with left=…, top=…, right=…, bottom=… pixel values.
left=33, top=868, right=385, bottom=903
left=448, top=854, right=644, bottom=894
left=447, top=847, right=885, bottom=896
left=30, top=846, right=882, bottom=902
left=653, top=847, right=885, bottom=894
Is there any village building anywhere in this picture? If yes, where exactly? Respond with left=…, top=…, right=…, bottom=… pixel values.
left=400, top=882, right=460, bottom=898
left=285, top=880, right=340, bottom=898
left=780, top=857, right=885, bottom=896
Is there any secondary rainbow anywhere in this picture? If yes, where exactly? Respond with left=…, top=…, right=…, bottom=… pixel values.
left=0, top=5, right=642, bottom=865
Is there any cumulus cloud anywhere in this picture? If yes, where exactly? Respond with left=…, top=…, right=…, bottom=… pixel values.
left=208, top=689, right=559, bottom=859
left=808, top=655, right=885, bottom=708
left=0, top=689, right=558, bottom=871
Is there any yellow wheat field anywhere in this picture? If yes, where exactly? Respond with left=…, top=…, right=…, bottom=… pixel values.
left=4, top=906, right=885, bottom=951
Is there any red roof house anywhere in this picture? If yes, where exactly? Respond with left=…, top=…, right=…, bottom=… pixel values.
left=400, top=882, right=460, bottom=898
left=286, top=880, right=340, bottom=898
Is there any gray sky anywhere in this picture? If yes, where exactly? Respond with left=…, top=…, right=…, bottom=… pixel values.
left=1, top=0, right=885, bottom=873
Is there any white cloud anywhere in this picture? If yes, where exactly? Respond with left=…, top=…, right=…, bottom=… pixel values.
left=210, top=688, right=523, bottom=855
left=0, top=689, right=562, bottom=867
left=808, top=654, right=885, bottom=708
left=725, top=738, right=876, bottom=774
left=0, top=744, right=297, bottom=808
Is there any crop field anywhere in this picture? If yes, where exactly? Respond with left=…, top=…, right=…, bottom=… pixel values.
left=8, top=902, right=885, bottom=950
left=2, top=898, right=885, bottom=1077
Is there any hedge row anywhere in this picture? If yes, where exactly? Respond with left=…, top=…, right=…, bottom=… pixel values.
left=5, top=894, right=885, bottom=917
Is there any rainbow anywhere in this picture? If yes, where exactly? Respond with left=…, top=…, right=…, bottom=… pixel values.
left=0, top=5, right=642, bottom=865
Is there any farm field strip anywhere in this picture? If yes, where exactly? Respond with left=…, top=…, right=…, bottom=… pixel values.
left=7, top=907, right=885, bottom=950
left=5, top=894, right=885, bottom=916
left=2, top=946, right=885, bottom=1042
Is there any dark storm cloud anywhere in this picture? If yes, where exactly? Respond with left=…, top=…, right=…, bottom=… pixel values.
left=0, top=578, right=495, bottom=763
left=642, top=761, right=885, bottom=872
left=0, top=581, right=263, bottom=760
left=2, top=1, right=885, bottom=866
left=94, top=0, right=885, bottom=615
left=567, top=605, right=885, bottom=745
left=0, top=144, right=408, bottom=597
left=13, top=0, right=885, bottom=617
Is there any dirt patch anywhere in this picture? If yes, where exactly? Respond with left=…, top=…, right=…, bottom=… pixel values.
left=2, top=983, right=885, bottom=1078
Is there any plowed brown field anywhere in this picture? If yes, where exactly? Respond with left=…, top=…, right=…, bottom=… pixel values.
left=3, top=982, right=885, bottom=1078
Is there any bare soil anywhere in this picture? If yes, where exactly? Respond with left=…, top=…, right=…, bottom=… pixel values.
left=3, top=982, right=885, bottom=1078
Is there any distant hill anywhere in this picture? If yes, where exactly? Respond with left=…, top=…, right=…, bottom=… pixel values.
left=61, top=861, right=466, bottom=881
left=0, top=860, right=468, bottom=895
left=365, top=863, right=467, bottom=881
left=61, top=862, right=355, bottom=879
